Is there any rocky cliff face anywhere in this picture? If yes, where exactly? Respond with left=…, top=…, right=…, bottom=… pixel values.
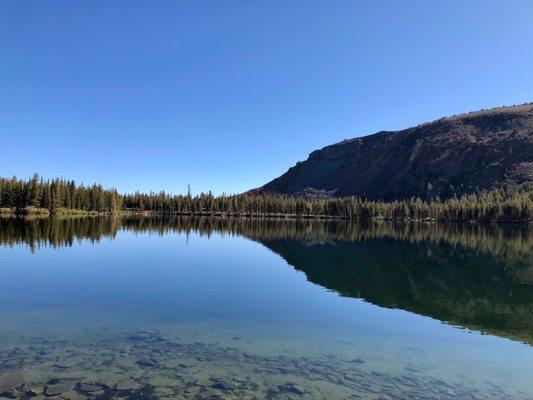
left=255, top=104, right=533, bottom=200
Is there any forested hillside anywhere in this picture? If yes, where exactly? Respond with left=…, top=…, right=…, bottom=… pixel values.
left=0, top=174, right=531, bottom=222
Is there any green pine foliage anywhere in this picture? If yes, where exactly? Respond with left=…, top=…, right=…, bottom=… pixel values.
left=0, top=174, right=531, bottom=222
left=0, top=174, right=122, bottom=215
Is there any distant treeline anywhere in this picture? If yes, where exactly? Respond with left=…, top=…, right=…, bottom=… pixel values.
left=1, top=174, right=532, bottom=222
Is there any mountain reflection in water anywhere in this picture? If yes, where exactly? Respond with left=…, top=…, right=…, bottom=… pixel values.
left=1, top=216, right=531, bottom=345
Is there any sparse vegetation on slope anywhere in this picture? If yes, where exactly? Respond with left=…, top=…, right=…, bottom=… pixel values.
left=255, top=104, right=533, bottom=200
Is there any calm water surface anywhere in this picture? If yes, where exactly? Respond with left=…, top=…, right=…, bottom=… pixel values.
left=0, top=217, right=532, bottom=400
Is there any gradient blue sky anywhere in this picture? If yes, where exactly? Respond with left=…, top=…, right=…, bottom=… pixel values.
left=1, top=1, right=532, bottom=195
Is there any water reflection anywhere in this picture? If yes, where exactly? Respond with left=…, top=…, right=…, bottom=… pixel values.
left=1, top=216, right=531, bottom=344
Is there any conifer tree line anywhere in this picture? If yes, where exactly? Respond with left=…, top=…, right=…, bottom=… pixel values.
left=1, top=174, right=531, bottom=222
left=0, top=174, right=122, bottom=214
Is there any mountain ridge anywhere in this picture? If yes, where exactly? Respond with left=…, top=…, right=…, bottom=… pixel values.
left=254, top=103, right=533, bottom=200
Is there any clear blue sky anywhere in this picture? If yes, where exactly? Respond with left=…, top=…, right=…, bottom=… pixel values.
left=1, top=1, right=532, bottom=195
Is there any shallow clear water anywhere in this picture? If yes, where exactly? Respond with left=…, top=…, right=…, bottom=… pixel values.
left=0, top=217, right=532, bottom=400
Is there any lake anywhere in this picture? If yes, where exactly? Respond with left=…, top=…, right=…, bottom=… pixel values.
left=0, top=217, right=532, bottom=400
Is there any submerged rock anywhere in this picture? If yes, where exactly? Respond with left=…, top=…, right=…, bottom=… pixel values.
left=26, top=387, right=43, bottom=396
left=115, top=380, right=141, bottom=391
left=61, top=391, right=87, bottom=400
left=44, top=382, right=74, bottom=396
left=78, top=383, right=102, bottom=393
left=1, top=388, right=24, bottom=398
left=52, top=362, right=76, bottom=370
left=136, top=359, right=157, bottom=367
left=278, top=382, right=305, bottom=395
left=195, top=377, right=213, bottom=387
left=200, top=387, right=226, bottom=398
left=210, top=378, right=237, bottom=391
left=0, top=371, right=26, bottom=392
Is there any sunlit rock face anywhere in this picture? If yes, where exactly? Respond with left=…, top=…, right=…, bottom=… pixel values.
left=255, top=104, right=533, bottom=200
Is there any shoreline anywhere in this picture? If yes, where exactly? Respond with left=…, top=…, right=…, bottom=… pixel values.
left=1, top=208, right=531, bottom=223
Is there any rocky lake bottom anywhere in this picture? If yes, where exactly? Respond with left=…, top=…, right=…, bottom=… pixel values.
left=1, top=327, right=523, bottom=400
